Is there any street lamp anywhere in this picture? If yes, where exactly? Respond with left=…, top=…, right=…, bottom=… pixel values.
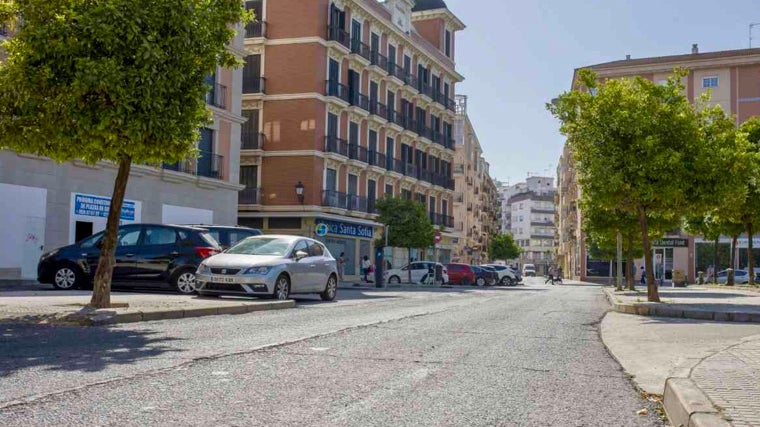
left=295, top=181, right=304, bottom=204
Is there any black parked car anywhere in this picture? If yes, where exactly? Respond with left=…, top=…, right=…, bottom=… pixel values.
left=37, top=224, right=221, bottom=294
left=471, top=265, right=498, bottom=286
left=187, top=225, right=262, bottom=250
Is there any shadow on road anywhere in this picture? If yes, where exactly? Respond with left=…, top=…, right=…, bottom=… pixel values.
left=0, top=323, right=183, bottom=377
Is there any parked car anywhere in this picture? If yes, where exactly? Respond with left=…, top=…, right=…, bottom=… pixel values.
left=195, top=235, right=338, bottom=301
left=186, top=225, right=262, bottom=250
left=716, top=269, right=750, bottom=284
left=446, top=263, right=476, bottom=286
left=385, top=262, right=449, bottom=285
left=508, top=266, right=523, bottom=282
left=38, top=224, right=221, bottom=294
left=482, top=264, right=519, bottom=285
left=522, top=263, right=536, bottom=277
left=472, top=266, right=498, bottom=286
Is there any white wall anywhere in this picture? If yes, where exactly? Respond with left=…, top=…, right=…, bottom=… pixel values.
left=161, top=204, right=214, bottom=225
left=0, top=183, right=47, bottom=277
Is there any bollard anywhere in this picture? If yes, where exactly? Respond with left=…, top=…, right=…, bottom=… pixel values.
left=727, top=268, right=734, bottom=286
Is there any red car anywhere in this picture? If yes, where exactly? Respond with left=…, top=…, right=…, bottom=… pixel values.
left=446, top=263, right=476, bottom=286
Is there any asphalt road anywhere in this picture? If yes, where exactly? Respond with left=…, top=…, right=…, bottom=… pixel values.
left=0, top=278, right=665, bottom=426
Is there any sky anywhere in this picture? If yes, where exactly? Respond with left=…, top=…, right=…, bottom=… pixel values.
left=444, top=0, right=760, bottom=185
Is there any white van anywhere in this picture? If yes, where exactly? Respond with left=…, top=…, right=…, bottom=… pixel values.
left=522, top=263, right=536, bottom=277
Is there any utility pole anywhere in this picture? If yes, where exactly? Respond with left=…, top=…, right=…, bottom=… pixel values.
left=751, top=23, right=760, bottom=48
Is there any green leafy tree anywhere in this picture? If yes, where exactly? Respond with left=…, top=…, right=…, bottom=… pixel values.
left=735, top=118, right=760, bottom=285
left=488, top=233, right=521, bottom=262
left=549, top=69, right=746, bottom=301
left=0, top=0, right=249, bottom=307
left=375, top=197, right=435, bottom=283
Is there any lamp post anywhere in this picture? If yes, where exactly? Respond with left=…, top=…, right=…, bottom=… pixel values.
left=295, top=181, right=304, bottom=204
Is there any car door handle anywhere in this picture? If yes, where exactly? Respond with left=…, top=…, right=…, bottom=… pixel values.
left=170, top=251, right=180, bottom=256
left=124, top=253, right=135, bottom=257
left=310, top=265, right=317, bottom=268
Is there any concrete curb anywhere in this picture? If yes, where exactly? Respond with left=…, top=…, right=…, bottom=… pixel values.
left=7, top=300, right=296, bottom=326
left=663, top=377, right=732, bottom=427
left=602, top=288, right=760, bottom=323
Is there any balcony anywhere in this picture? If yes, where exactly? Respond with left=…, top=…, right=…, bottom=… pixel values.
left=241, top=132, right=265, bottom=150
left=429, top=213, right=455, bottom=228
left=350, top=38, right=372, bottom=62
left=163, top=150, right=224, bottom=180
left=369, top=50, right=388, bottom=71
left=205, top=83, right=227, bottom=109
left=239, top=187, right=262, bottom=205
left=367, top=150, right=387, bottom=169
left=327, top=25, right=350, bottom=50
left=347, top=143, right=369, bottom=163
left=349, top=91, right=370, bottom=112
left=325, top=135, right=349, bottom=157
left=386, top=62, right=409, bottom=84
left=454, top=192, right=464, bottom=203
left=368, top=102, right=388, bottom=120
left=325, top=80, right=350, bottom=104
left=322, top=190, right=368, bottom=212
left=243, top=76, right=265, bottom=94
left=386, top=157, right=405, bottom=174
left=416, top=81, right=434, bottom=100
left=388, top=110, right=405, bottom=128
left=245, top=21, right=267, bottom=38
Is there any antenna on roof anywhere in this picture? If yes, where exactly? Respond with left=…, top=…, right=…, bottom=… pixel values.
left=751, top=23, right=760, bottom=48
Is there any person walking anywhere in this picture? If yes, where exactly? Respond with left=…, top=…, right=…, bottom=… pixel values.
left=640, top=266, right=646, bottom=285
left=361, top=255, right=372, bottom=283
left=337, top=252, right=346, bottom=281
left=555, top=266, right=563, bottom=285
left=545, top=266, right=556, bottom=285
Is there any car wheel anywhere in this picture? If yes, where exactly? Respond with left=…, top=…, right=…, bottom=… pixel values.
left=53, top=264, right=81, bottom=290
left=320, top=275, right=338, bottom=301
left=172, top=268, right=197, bottom=295
left=273, top=274, right=290, bottom=300
left=388, top=275, right=401, bottom=284
left=476, top=277, right=486, bottom=286
left=500, top=276, right=511, bottom=286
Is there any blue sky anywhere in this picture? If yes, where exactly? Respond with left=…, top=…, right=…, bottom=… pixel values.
left=445, top=0, right=760, bottom=184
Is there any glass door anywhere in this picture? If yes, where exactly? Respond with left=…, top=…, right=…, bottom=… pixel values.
left=652, top=248, right=674, bottom=283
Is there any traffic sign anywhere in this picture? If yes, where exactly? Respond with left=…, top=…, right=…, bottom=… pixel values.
left=434, top=232, right=442, bottom=244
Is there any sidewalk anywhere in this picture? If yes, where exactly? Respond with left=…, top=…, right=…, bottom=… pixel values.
left=0, top=290, right=294, bottom=326
left=603, top=286, right=760, bottom=323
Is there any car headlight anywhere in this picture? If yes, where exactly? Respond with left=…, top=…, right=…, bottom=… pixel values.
left=244, top=266, right=272, bottom=275
left=197, top=264, right=211, bottom=274
left=40, top=249, right=60, bottom=260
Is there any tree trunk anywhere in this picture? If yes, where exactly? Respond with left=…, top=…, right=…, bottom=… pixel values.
left=731, top=235, right=738, bottom=270
left=713, top=237, right=719, bottom=284
left=638, top=207, right=660, bottom=302
left=407, top=247, right=412, bottom=284
left=748, top=223, right=754, bottom=286
left=626, top=234, right=635, bottom=291
left=90, top=156, right=132, bottom=309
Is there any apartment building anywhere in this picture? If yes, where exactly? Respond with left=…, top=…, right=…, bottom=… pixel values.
left=501, top=176, right=556, bottom=273
left=237, top=0, right=464, bottom=275
left=557, top=45, right=760, bottom=283
left=451, top=96, right=499, bottom=264
left=0, top=26, right=246, bottom=280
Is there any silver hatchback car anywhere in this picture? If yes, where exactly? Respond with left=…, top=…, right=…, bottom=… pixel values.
left=195, top=235, right=339, bottom=301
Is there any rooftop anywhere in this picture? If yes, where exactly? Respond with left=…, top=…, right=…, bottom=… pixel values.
left=412, top=0, right=448, bottom=12
left=585, top=47, right=760, bottom=70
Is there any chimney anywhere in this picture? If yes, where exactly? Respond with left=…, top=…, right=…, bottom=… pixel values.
left=625, top=54, right=631, bottom=60
left=692, top=44, right=699, bottom=54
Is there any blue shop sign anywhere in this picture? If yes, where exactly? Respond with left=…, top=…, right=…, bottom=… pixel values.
left=74, top=194, right=135, bottom=221
left=316, top=219, right=374, bottom=239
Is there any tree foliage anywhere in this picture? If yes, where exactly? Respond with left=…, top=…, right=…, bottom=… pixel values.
left=0, top=0, right=249, bottom=307
left=488, top=233, right=521, bottom=261
left=549, top=69, right=748, bottom=301
left=375, top=197, right=436, bottom=250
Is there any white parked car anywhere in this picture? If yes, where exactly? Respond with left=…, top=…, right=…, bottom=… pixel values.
left=481, top=264, right=518, bottom=285
left=384, top=262, right=449, bottom=285
left=716, top=269, right=751, bottom=284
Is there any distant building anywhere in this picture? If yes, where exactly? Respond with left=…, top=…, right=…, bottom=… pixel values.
left=501, top=176, right=556, bottom=273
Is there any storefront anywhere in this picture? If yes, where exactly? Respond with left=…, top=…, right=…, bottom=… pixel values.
left=313, top=218, right=379, bottom=280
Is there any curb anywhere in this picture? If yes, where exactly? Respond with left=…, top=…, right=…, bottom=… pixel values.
left=663, top=377, right=732, bottom=427
left=602, top=288, right=760, bottom=323
left=8, top=300, right=296, bottom=326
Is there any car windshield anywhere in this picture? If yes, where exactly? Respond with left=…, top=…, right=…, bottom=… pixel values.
left=226, top=237, right=291, bottom=256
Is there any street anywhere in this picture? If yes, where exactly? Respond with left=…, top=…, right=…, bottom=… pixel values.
left=0, top=278, right=664, bottom=426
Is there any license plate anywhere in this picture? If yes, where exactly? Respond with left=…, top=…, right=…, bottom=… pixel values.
left=212, top=276, right=237, bottom=284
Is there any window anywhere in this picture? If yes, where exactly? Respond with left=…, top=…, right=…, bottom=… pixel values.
left=229, top=230, right=257, bottom=247
left=117, top=227, right=142, bottom=247
left=240, top=165, right=258, bottom=189
left=308, top=241, right=325, bottom=257
left=444, top=30, right=451, bottom=57
left=702, top=77, right=718, bottom=88
left=143, top=227, right=178, bottom=245
left=292, top=240, right=310, bottom=257
left=385, top=184, right=394, bottom=196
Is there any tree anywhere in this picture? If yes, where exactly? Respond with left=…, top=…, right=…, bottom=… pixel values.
left=549, top=69, right=747, bottom=302
left=375, top=197, right=436, bottom=283
left=735, top=118, right=760, bottom=286
left=489, top=233, right=521, bottom=262
left=0, top=0, right=249, bottom=308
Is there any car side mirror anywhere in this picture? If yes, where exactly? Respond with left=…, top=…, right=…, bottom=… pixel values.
left=295, top=250, right=308, bottom=261
left=95, top=240, right=103, bottom=249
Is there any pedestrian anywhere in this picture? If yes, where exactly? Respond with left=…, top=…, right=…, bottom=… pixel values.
left=545, top=265, right=555, bottom=285
left=640, top=266, right=646, bottom=285
left=361, top=255, right=372, bottom=283
left=337, top=252, right=345, bottom=281
left=556, top=266, right=563, bottom=284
